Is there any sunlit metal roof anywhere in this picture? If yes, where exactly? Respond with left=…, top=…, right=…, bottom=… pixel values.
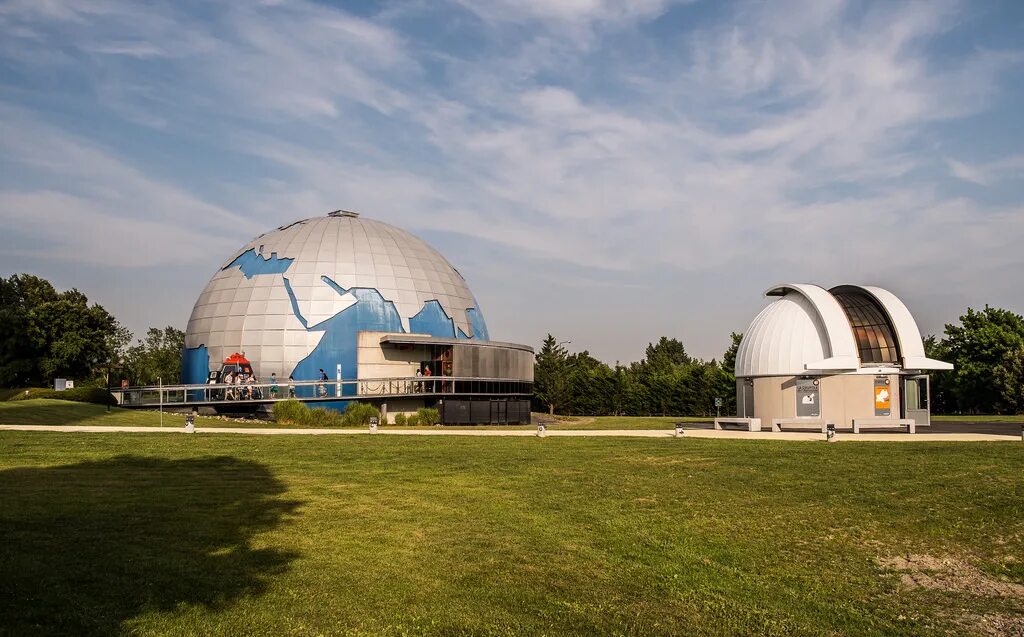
left=735, top=283, right=953, bottom=377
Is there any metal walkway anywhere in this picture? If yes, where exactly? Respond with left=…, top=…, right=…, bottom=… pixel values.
left=115, top=377, right=532, bottom=409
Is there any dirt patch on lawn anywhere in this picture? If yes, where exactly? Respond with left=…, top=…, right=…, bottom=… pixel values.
left=881, top=554, right=1024, bottom=599
left=968, top=613, right=1024, bottom=637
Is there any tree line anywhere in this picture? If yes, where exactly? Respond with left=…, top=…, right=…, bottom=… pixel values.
left=0, top=274, right=184, bottom=388
left=533, top=334, right=742, bottom=417
left=535, top=305, right=1024, bottom=416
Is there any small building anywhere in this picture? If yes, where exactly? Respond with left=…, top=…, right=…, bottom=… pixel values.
left=734, top=284, right=952, bottom=429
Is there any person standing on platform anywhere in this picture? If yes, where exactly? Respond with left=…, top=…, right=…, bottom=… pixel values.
left=318, top=368, right=329, bottom=397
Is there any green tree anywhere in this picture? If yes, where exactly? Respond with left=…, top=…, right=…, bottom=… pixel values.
left=643, top=337, right=691, bottom=373
left=0, top=274, right=128, bottom=387
left=942, top=306, right=1024, bottom=414
left=923, top=334, right=952, bottom=414
left=0, top=275, right=41, bottom=386
left=992, top=346, right=1024, bottom=414
left=124, top=327, right=186, bottom=386
left=564, top=351, right=615, bottom=416
left=721, top=332, right=742, bottom=375
left=533, top=335, right=570, bottom=415
left=718, top=332, right=743, bottom=414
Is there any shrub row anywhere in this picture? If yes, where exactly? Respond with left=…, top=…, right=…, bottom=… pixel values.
left=271, top=401, right=441, bottom=427
left=393, top=408, right=439, bottom=426
left=272, top=400, right=382, bottom=427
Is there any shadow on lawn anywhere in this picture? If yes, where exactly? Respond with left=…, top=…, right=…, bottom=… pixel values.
left=0, top=455, right=301, bottom=636
left=0, top=400, right=120, bottom=426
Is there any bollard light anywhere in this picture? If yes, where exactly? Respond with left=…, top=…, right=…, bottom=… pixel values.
left=826, top=423, right=836, bottom=442
left=369, top=416, right=379, bottom=434
left=675, top=424, right=684, bottom=437
left=184, top=412, right=196, bottom=434
left=537, top=424, right=546, bottom=437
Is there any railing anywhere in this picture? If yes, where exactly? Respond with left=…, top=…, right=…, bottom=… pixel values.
left=114, top=377, right=533, bottom=408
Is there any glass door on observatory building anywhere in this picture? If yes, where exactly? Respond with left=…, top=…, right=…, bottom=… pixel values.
left=901, top=375, right=930, bottom=426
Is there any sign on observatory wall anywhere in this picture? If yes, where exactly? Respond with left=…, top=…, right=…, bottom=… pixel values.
left=874, top=377, right=892, bottom=416
left=795, top=379, right=820, bottom=418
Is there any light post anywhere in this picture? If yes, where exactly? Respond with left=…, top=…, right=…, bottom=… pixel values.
left=157, top=376, right=163, bottom=427
left=105, top=359, right=113, bottom=413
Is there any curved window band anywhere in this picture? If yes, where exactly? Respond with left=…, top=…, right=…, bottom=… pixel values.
left=831, top=289, right=900, bottom=365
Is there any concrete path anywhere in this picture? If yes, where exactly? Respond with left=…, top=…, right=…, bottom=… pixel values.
left=0, top=424, right=1018, bottom=442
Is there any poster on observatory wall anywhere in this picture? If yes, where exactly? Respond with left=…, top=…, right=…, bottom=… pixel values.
left=874, top=377, right=892, bottom=416
left=795, top=379, right=820, bottom=418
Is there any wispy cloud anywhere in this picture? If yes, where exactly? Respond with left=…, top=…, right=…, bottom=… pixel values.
left=946, top=155, right=1024, bottom=186
left=0, top=0, right=1022, bottom=358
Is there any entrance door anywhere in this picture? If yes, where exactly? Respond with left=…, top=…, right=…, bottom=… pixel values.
left=738, top=379, right=755, bottom=417
left=901, top=375, right=930, bottom=426
left=490, top=399, right=507, bottom=425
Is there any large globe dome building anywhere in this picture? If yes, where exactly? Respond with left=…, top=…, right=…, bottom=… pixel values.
left=182, top=210, right=533, bottom=423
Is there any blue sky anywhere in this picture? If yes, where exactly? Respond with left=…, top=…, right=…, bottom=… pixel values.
left=1, top=0, right=1022, bottom=363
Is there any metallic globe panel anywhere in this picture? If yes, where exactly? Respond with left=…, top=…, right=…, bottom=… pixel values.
left=182, top=213, right=490, bottom=384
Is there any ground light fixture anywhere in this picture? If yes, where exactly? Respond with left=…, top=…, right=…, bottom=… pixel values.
left=674, top=423, right=684, bottom=437
left=826, top=423, right=836, bottom=442
left=369, top=417, right=378, bottom=433
left=537, top=424, right=546, bottom=437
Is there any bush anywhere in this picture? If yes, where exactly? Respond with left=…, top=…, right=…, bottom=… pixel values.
left=272, top=399, right=308, bottom=425
left=342, top=402, right=381, bottom=427
left=9, top=387, right=117, bottom=406
left=405, top=414, right=420, bottom=426
left=393, top=413, right=407, bottom=426
left=304, top=407, right=345, bottom=427
left=416, top=407, right=440, bottom=425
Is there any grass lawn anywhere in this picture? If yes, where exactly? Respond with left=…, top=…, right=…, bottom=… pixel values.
left=0, top=400, right=713, bottom=431
left=550, top=415, right=712, bottom=429
left=0, top=399, right=232, bottom=428
left=933, top=414, right=1024, bottom=423
left=1, top=432, right=1021, bottom=636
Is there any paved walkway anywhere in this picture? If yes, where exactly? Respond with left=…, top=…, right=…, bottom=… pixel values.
left=0, top=424, right=1017, bottom=442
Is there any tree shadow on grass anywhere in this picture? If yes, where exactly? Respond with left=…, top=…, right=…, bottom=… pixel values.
left=0, top=400, right=132, bottom=427
left=0, top=455, right=301, bottom=636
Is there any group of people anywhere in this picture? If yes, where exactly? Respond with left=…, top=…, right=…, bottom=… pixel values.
left=219, top=370, right=264, bottom=400
left=414, top=366, right=438, bottom=393
left=209, top=368, right=329, bottom=401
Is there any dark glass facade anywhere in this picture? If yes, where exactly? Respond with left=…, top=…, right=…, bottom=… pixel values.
left=830, top=287, right=900, bottom=364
